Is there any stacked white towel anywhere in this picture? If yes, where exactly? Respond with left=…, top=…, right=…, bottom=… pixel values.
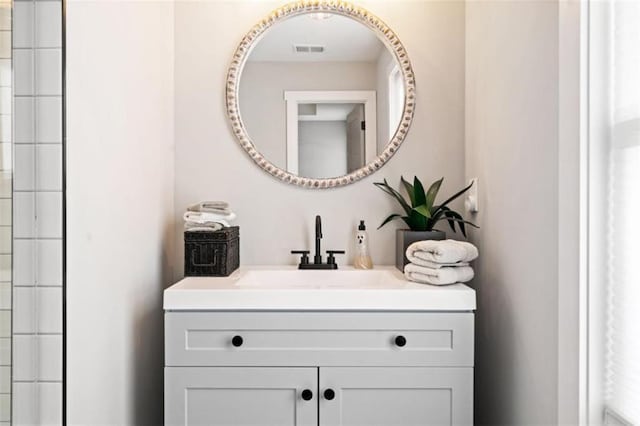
left=404, top=239, right=478, bottom=286
left=184, top=201, right=236, bottom=232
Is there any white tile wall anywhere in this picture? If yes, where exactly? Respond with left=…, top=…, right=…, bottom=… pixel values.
left=35, top=2, right=61, bottom=49
left=14, top=97, right=34, bottom=143
left=13, top=240, right=34, bottom=286
left=0, top=339, right=9, bottom=366
left=0, top=312, right=9, bottom=338
left=0, top=283, right=9, bottom=310
left=0, top=228, right=9, bottom=253
left=0, top=59, right=9, bottom=87
left=36, top=240, right=62, bottom=286
left=13, top=49, right=33, bottom=96
left=13, top=335, right=36, bottom=381
left=13, top=287, right=35, bottom=334
left=36, top=145, right=62, bottom=190
left=14, top=144, right=35, bottom=191
left=13, top=192, right=35, bottom=238
left=0, top=394, right=8, bottom=422
left=12, top=1, right=64, bottom=424
left=11, top=383, right=35, bottom=425
left=13, top=2, right=34, bottom=48
left=0, top=115, right=10, bottom=142
left=35, top=49, right=61, bottom=96
left=36, top=192, right=62, bottom=239
left=36, top=97, right=61, bottom=143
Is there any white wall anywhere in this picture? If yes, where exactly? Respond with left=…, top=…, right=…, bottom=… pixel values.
left=465, top=1, right=560, bottom=424
left=174, top=0, right=466, bottom=273
left=66, top=1, right=174, bottom=425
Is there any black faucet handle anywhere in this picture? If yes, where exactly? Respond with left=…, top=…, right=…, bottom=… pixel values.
left=291, top=250, right=310, bottom=265
left=326, top=250, right=345, bottom=265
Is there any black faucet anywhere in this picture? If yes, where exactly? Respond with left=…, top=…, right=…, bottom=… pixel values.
left=314, top=215, right=323, bottom=264
left=291, top=215, right=345, bottom=270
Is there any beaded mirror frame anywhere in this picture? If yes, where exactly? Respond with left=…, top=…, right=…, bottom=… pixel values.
left=225, top=1, right=416, bottom=189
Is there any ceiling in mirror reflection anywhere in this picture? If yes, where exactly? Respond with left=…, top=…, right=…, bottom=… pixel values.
left=248, top=14, right=385, bottom=62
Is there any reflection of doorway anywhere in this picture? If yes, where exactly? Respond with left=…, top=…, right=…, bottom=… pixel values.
left=284, top=91, right=377, bottom=175
left=346, top=104, right=365, bottom=173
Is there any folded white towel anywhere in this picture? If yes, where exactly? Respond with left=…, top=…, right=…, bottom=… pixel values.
left=406, top=239, right=478, bottom=265
left=185, top=219, right=229, bottom=228
left=184, top=221, right=224, bottom=232
left=187, top=201, right=231, bottom=215
left=183, top=211, right=236, bottom=224
left=404, top=263, right=474, bottom=285
left=406, top=259, right=470, bottom=269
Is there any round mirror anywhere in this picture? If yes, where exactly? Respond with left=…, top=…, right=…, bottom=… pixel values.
left=226, top=2, right=415, bottom=188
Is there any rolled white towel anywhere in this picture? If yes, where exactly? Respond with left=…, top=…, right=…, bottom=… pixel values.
left=187, top=201, right=231, bottom=215
left=404, top=263, right=474, bottom=286
left=183, top=211, right=236, bottom=224
left=184, top=221, right=225, bottom=232
left=406, top=239, right=478, bottom=265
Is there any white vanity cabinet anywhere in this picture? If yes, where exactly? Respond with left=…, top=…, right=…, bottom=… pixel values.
left=164, top=269, right=476, bottom=426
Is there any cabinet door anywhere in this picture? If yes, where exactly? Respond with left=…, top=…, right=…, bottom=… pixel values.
left=319, top=367, right=472, bottom=426
left=165, top=367, right=318, bottom=426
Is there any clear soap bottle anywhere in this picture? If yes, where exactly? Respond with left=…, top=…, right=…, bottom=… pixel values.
left=353, top=220, right=373, bottom=269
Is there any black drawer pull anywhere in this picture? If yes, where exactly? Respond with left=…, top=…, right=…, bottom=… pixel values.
left=323, top=388, right=335, bottom=400
left=301, top=389, right=313, bottom=401
left=395, top=335, right=407, bottom=347
left=231, top=335, right=243, bottom=347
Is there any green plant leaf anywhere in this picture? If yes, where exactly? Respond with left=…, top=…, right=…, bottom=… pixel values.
left=425, top=177, right=443, bottom=211
left=400, top=176, right=416, bottom=207
left=374, top=179, right=412, bottom=215
left=432, top=180, right=474, bottom=215
left=413, top=176, right=427, bottom=206
left=434, top=206, right=456, bottom=232
left=413, top=204, right=432, bottom=219
left=446, top=210, right=466, bottom=237
left=435, top=212, right=479, bottom=238
left=405, top=210, right=428, bottom=231
left=377, top=213, right=403, bottom=229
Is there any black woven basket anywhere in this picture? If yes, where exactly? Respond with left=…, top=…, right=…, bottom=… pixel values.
left=184, top=227, right=239, bottom=277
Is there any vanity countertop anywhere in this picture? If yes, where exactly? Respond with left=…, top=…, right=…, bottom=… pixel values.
left=164, top=266, right=476, bottom=311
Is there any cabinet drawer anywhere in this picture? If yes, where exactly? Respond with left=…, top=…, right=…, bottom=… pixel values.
left=165, top=312, right=473, bottom=367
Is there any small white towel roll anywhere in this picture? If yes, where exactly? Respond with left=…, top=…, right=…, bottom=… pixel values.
left=184, top=221, right=224, bottom=232
left=187, top=201, right=231, bottom=215
left=404, top=263, right=474, bottom=286
left=183, top=211, right=236, bottom=224
left=406, top=239, right=478, bottom=265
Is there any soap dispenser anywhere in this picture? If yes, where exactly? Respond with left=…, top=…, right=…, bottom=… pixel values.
left=353, top=220, right=373, bottom=269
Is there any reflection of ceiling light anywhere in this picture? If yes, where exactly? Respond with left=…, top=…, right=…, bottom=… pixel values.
left=309, top=12, right=334, bottom=20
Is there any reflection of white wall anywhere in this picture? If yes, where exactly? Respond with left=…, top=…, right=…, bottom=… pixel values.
left=239, top=61, right=376, bottom=169
left=298, top=121, right=347, bottom=178
left=376, top=48, right=396, bottom=154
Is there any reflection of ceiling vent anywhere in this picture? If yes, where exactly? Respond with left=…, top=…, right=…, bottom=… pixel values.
left=293, top=44, right=325, bottom=54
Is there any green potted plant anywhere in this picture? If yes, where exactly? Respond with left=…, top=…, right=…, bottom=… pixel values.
left=374, top=176, right=478, bottom=271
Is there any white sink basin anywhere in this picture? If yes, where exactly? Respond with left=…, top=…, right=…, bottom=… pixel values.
left=236, top=269, right=397, bottom=289
left=164, top=266, right=476, bottom=311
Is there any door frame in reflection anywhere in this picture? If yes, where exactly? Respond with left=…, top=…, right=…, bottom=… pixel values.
left=284, top=91, right=377, bottom=175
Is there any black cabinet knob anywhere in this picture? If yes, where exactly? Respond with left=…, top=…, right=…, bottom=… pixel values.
left=301, top=389, right=313, bottom=401
left=395, top=335, right=407, bottom=347
left=231, top=335, right=243, bottom=347
left=323, top=388, right=335, bottom=400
